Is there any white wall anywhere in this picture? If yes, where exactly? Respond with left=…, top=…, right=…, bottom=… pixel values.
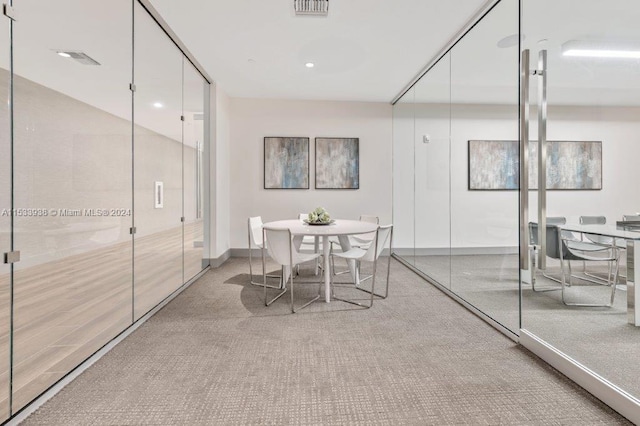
left=210, top=84, right=231, bottom=260
left=396, top=103, right=640, bottom=250
left=229, top=99, right=392, bottom=249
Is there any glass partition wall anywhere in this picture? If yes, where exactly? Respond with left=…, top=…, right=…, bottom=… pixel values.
left=393, top=0, right=520, bottom=335
left=449, top=0, right=520, bottom=333
left=393, top=0, right=640, bottom=420
left=133, top=4, right=185, bottom=319
left=0, top=0, right=210, bottom=420
left=0, top=7, right=11, bottom=420
left=519, top=0, right=640, bottom=415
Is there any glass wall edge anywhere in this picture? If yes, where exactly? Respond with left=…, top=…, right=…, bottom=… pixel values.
left=390, top=0, right=501, bottom=105
left=136, top=0, right=213, bottom=84
left=392, top=255, right=520, bottom=342
left=520, top=330, right=640, bottom=424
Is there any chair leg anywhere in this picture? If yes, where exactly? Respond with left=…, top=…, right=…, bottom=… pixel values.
left=291, top=265, right=321, bottom=313
left=529, top=246, right=561, bottom=292
left=264, top=264, right=287, bottom=307
left=251, top=247, right=282, bottom=288
left=353, top=260, right=388, bottom=299
left=561, top=258, right=619, bottom=308
left=331, top=259, right=374, bottom=308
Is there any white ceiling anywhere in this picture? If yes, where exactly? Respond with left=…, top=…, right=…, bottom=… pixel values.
left=4, top=0, right=640, bottom=145
left=147, top=0, right=489, bottom=102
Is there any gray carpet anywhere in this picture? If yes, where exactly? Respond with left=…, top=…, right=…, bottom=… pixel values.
left=407, top=253, right=640, bottom=400
left=21, top=258, right=629, bottom=425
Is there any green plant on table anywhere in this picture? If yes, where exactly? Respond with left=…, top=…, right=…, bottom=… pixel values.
left=308, top=207, right=331, bottom=223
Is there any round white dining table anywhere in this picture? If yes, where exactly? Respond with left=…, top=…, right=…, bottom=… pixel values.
left=262, top=219, right=378, bottom=302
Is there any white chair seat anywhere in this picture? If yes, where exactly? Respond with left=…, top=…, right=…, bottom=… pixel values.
left=295, top=251, right=323, bottom=265
left=333, top=247, right=367, bottom=260
left=566, top=240, right=613, bottom=253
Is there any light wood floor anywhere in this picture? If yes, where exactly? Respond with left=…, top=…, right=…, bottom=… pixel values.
left=0, top=220, right=205, bottom=417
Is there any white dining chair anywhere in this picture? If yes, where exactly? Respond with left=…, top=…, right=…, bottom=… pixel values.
left=331, top=215, right=379, bottom=277
left=247, top=216, right=281, bottom=289
left=350, top=215, right=380, bottom=248
left=329, top=224, right=393, bottom=308
left=263, top=227, right=323, bottom=313
left=579, top=215, right=626, bottom=283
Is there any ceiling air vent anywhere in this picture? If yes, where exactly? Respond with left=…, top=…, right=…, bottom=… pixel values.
left=57, top=51, right=101, bottom=66
left=294, top=0, right=329, bottom=16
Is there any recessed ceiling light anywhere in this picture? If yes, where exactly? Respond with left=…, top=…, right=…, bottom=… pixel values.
left=305, top=62, right=315, bottom=68
left=247, top=59, right=256, bottom=64
left=54, top=50, right=100, bottom=65
left=497, top=34, right=525, bottom=48
left=153, top=102, right=163, bottom=108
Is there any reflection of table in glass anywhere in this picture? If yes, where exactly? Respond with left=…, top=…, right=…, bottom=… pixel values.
left=262, top=219, right=378, bottom=302
left=560, top=224, right=640, bottom=326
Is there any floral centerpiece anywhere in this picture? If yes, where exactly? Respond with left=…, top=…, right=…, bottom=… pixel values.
left=307, top=207, right=332, bottom=224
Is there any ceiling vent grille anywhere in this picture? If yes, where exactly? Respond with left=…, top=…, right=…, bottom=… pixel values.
left=59, top=51, right=101, bottom=66
left=294, top=0, right=329, bottom=16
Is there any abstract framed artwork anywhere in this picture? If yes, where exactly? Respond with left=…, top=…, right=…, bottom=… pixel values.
left=468, top=140, right=602, bottom=190
left=315, top=137, right=359, bottom=189
left=264, top=137, right=309, bottom=189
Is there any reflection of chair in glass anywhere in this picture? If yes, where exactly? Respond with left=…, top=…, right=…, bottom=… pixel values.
left=329, top=225, right=393, bottom=308
left=263, top=227, right=323, bottom=312
left=623, top=214, right=640, bottom=222
left=247, top=216, right=281, bottom=288
left=557, top=226, right=620, bottom=307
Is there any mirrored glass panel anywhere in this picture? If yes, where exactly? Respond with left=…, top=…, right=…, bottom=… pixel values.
left=133, top=3, right=184, bottom=319
left=392, top=88, right=415, bottom=265
left=12, top=0, right=133, bottom=410
left=413, top=54, right=451, bottom=288
left=449, top=0, right=520, bottom=333
left=183, top=60, right=207, bottom=281
left=522, top=0, right=640, bottom=400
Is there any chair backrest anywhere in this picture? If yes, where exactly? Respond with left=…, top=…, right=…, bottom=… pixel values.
left=263, top=227, right=293, bottom=267
left=529, top=222, right=565, bottom=259
left=362, top=225, right=393, bottom=262
left=623, top=214, right=640, bottom=222
left=359, top=215, right=379, bottom=224
left=529, top=217, right=566, bottom=245
left=248, top=216, right=264, bottom=247
left=579, top=215, right=606, bottom=225
left=546, top=216, right=566, bottom=225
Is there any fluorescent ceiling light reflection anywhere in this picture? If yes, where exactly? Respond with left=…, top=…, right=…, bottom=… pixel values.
left=561, top=40, right=640, bottom=59
left=57, top=51, right=71, bottom=58
left=305, top=62, right=315, bottom=68
left=153, top=102, right=163, bottom=108
left=563, top=49, right=640, bottom=58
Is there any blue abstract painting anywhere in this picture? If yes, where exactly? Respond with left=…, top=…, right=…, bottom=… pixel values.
left=315, top=138, right=359, bottom=189
left=468, top=140, right=602, bottom=190
left=264, top=137, right=309, bottom=189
